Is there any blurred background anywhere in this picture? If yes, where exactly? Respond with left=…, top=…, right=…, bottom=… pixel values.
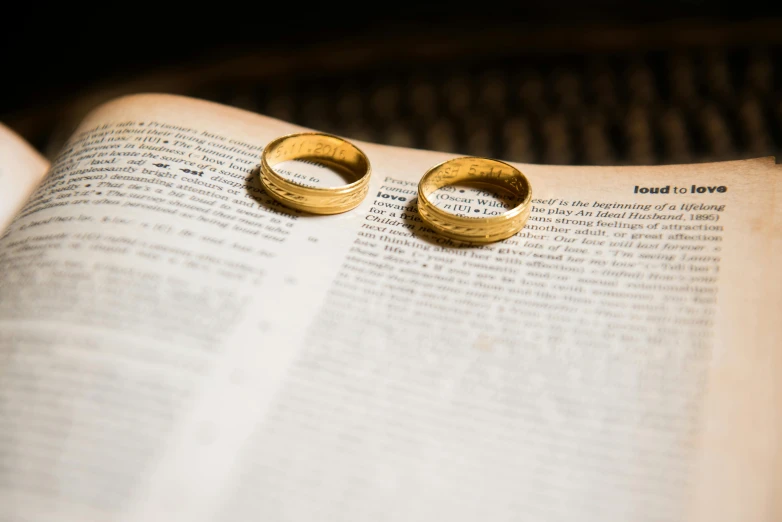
left=2, top=2, right=780, bottom=166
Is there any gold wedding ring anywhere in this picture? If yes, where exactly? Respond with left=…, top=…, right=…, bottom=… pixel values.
left=260, top=132, right=371, bottom=214
left=417, top=157, right=532, bottom=244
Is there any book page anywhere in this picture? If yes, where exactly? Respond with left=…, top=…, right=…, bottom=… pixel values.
left=0, top=123, right=49, bottom=232
left=0, top=94, right=778, bottom=522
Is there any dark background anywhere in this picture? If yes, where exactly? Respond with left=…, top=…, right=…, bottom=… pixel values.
left=3, top=2, right=781, bottom=165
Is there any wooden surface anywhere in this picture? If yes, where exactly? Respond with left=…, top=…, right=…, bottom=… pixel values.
left=4, top=21, right=781, bottom=166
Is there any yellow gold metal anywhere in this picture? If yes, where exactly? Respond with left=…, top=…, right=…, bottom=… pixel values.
left=260, top=132, right=371, bottom=214
left=417, top=157, right=532, bottom=244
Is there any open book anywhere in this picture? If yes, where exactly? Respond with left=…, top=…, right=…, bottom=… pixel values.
left=1, top=94, right=780, bottom=522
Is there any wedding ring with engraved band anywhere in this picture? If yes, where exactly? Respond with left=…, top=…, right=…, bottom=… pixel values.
left=417, top=157, right=532, bottom=244
left=260, top=132, right=371, bottom=214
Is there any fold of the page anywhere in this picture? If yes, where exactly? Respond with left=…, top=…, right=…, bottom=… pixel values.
left=0, top=123, right=49, bottom=232
left=0, top=94, right=778, bottom=522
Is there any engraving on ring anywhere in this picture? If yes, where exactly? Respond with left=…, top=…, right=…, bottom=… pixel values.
left=417, top=156, right=532, bottom=244
left=260, top=132, right=371, bottom=215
